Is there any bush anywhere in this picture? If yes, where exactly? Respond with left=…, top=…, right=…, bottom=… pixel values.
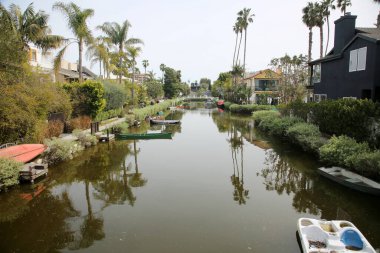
left=267, top=116, right=303, bottom=136
left=95, top=108, right=123, bottom=122
left=72, top=130, right=98, bottom=148
left=252, top=110, right=280, bottom=124
left=45, top=120, right=64, bottom=138
left=229, top=104, right=275, bottom=114
left=345, top=151, right=380, bottom=181
left=223, top=101, right=232, bottom=110
left=319, top=135, right=370, bottom=167
left=43, top=138, right=84, bottom=165
left=132, top=99, right=180, bottom=120
left=112, top=122, right=129, bottom=134
left=286, top=122, right=326, bottom=154
left=66, top=116, right=92, bottom=132
left=0, top=158, right=22, bottom=189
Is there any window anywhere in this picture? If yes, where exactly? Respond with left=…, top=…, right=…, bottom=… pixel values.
left=349, top=47, right=366, bottom=72
left=254, top=79, right=278, bottom=91
left=312, top=64, right=321, bottom=83
left=314, top=94, right=327, bottom=103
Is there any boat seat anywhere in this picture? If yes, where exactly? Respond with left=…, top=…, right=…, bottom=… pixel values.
left=340, top=229, right=363, bottom=250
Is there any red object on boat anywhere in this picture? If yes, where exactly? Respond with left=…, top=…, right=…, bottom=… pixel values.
left=217, top=100, right=224, bottom=107
left=0, top=144, right=46, bottom=163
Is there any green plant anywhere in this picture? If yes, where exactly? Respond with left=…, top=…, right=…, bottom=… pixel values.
left=286, top=122, right=326, bottom=154
left=319, top=135, right=370, bottom=167
left=346, top=151, right=380, bottom=181
left=252, top=110, right=280, bottom=124
left=66, top=116, right=92, bottom=132
left=46, top=120, right=64, bottom=138
left=72, top=129, right=98, bottom=148
left=43, top=138, right=84, bottom=165
left=112, top=122, right=129, bottom=134
left=267, top=116, right=303, bottom=136
left=223, top=101, right=233, bottom=110
left=0, top=158, right=22, bottom=189
left=229, top=104, right=275, bottom=114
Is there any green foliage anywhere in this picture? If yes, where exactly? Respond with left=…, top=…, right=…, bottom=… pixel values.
left=0, top=158, right=22, bottom=189
left=252, top=110, right=281, bottom=124
left=64, top=80, right=106, bottom=119
left=95, top=108, right=124, bottom=122
left=72, top=129, right=98, bottom=148
left=112, top=122, right=129, bottom=134
left=286, top=122, right=326, bottom=154
left=163, top=67, right=181, bottom=98
left=43, top=138, right=84, bottom=165
left=266, top=116, right=303, bottom=136
left=132, top=99, right=180, bottom=120
left=229, top=104, right=275, bottom=114
left=319, top=135, right=370, bottom=167
left=224, top=101, right=233, bottom=110
left=346, top=151, right=380, bottom=180
left=145, top=79, right=164, bottom=99
left=102, top=80, right=127, bottom=110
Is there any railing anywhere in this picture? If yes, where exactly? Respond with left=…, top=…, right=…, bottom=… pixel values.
left=0, top=143, right=17, bottom=149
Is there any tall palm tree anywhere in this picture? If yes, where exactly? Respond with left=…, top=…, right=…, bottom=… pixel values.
left=127, top=46, right=142, bottom=106
left=86, top=36, right=110, bottom=78
left=5, top=3, right=63, bottom=51
left=234, top=18, right=244, bottom=68
left=232, top=22, right=240, bottom=68
left=302, top=2, right=318, bottom=62
left=314, top=2, right=325, bottom=59
left=142, top=59, right=149, bottom=74
left=237, top=8, right=254, bottom=75
left=337, top=0, right=351, bottom=14
left=98, top=20, right=143, bottom=84
left=159, top=63, right=166, bottom=83
left=321, top=0, right=335, bottom=56
left=53, top=2, right=94, bottom=82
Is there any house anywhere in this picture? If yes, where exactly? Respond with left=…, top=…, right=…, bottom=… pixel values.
left=243, top=69, right=281, bottom=104
left=309, top=12, right=380, bottom=102
left=57, top=60, right=97, bottom=83
left=191, top=81, right=200, bottom=92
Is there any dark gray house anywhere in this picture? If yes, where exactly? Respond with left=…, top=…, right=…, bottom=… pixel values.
left=309, top=12, right=380, bottom=102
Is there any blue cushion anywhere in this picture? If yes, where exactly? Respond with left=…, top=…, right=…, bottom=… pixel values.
left=341, top=229, right=364, bottom=250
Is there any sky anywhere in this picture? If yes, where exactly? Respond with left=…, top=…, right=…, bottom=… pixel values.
left=2, top=0, right=379, bottom=82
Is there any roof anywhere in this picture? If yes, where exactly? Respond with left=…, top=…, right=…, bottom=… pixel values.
left=244, top=69, right=281, bottom=80
left=59, top=66, right=97, bottom=80
left=356, top=27, right=380, bottom=41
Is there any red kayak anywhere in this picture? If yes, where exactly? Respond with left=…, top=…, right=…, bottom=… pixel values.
left=0, top=144, right=46, bottom=163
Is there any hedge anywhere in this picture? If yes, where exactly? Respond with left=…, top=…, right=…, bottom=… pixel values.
left=229, top=104, right=275, bottom=114
left=0, top=158, right=22, bottom=189
left=286, top=122, right=326, bottom=154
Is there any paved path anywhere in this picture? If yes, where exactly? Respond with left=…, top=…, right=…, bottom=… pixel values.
left=60, top=117, right=126, bottom=141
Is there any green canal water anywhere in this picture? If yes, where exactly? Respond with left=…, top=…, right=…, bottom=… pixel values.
left=0, top=109, right=379, bottom=253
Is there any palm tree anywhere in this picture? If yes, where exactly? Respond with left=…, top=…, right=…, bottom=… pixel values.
left=232, top=22, right=240, bottom=68
left=321, top=0, right=336, bottom=56
left=98, top=20, right=143, bottom=84
left=142, top=59, right=149, bottom=74
left=234, top=18, right=244, bottom=68
left=127, top=46, right=142, bottom=106
left=302, top=2, right=317, bottom=62
left=5, top=3, right=63, bottom=51
left=159, top=63, right=166, bottom=83
left=337, top=0, right=351, bottom=14
left=53, top=2, right=94, bottom=82
left=237, top=8, right=254, bottom=75
left=314, top=2, right=325, bottom=59
left=86, top=36, right=110, bottom=78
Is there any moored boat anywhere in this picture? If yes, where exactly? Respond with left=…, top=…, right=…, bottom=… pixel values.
left=116, top=132, right=172, bottom=140
left=0, top=144, right=46, bottom=163
left=217, top=100, right=224, bottom=108
left=317, top=167, right=380, bottom=196
left=297, top=218, right=376, bottom=253
left=150, top=119, right=181, bottom=125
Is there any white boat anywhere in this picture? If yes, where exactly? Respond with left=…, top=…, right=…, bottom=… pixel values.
left=318, top=167, right=380, bottom=196
left=297, top=218, right=376, bottom=253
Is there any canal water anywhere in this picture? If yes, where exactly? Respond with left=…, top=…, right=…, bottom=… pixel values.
left=0, top=109, right=379, bottom=253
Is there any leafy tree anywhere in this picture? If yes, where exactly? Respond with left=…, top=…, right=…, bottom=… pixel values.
left=337, top=0, right=352, bottom=14
left=64, top=80, right=106, bottom=118
left=302, top=2, right=318, bottom=62
left=97, top=20, right=143, bottom=84
left=178, top=82, right=190, bottom=96
left=237, top=8, right=254, bottom=74
left=163, top=66, right=181, bottom=98
left=127, top=46, right=142, bottom=105
left=199, top=78, right=211, bottom=90
left=86, top=36, right=110, bottom=78
left=269, top=54, right=308, bottom=104
left=102, top=80, right=127, bottom=110
left=53, top=2, right=94, bottom=82
left=145, top=79, right=164, bottom=99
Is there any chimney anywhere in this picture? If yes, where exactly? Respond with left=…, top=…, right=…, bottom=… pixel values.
left=333, top=12, right=357, bottom=53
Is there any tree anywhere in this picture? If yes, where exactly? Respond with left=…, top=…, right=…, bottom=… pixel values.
left=302, top=2, right=318, bottom=62
left=321, top=0, right=336, bottom=56
left=53, top=2, right=94, bottom=82
left=4, top=3, right=63, bottom=51
left=163, top=66, right=181, bottom=98
left=97, top=20, right=143, bottom=84
left=146, top=79, right=164, bottom=99
left=237, top=8, right=254, bottom=75
left=314, top=2, right=325, bottom=58
left=86, top=36, right=110, bottom=78
left=199, top=78, right=211, bottom=90
left=234, top=19, right=244, bottom=68
left=159, top=63, right=166, bottom=83
left=102, top=80, right=127, bottom=110
left=127, top=46, right=142, bottom=106
left=232, top=22, right=241, bottom=68
left=337, top=0, right=352, bottom=14
left=142, top=59, right=149, bottom=75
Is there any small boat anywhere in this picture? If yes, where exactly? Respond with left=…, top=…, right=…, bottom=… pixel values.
left=317, top=167, right=380, bottom=196
left=150, top=119, right=181, bottom=125
left=0, top=144, right=46, bottom=163
left=297, top=218, right=376, bottom=253
left=116, top=132, right=172, bottom=140
left=217, top=100, right=224, bottom=108
left=19, top=162, right=48, bottom=183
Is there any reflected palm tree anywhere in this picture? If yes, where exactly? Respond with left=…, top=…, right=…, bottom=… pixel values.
left=130, top=140, right=147, bottom=188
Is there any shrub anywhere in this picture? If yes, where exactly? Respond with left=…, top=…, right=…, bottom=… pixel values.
left=252, top=110, right=280, bottom=124
left=286, top=122, right=326, bottom=154
left=345, top=151, right=380, bottom=180
left=43, top=138, right=84, bottom=165
left=267, top=116, right=303, bottom=136
left=66, top=116, right=92, bottom=132
left=95, top=108, right=123, bottom=122
left=319, top=135, right=370, bottom=167
left=229, top=104, right=275, bottom=114
left=223, top=101, right=232, bottom=110
left=112, top=122, right=129, bottom=134
left=0, top=158, right=22, bottom=189
left=45, top=120, right=64, bottom=138
left=72, top=130, right=98, bottom=148
left=132, top=99, right=180, bottom=120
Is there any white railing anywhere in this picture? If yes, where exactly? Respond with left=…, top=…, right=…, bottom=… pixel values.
left=0, top=143, right=17, bottom=149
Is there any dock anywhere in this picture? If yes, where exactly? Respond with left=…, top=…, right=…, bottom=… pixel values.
left=19, top=162, right=48, bottom=183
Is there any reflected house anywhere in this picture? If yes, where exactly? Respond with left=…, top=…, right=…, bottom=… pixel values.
left=309, top=12, right=380, bottom=102
left=243, top=69, right=281, bottom=104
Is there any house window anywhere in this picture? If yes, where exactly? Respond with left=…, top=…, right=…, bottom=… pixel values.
left=254, top=79, right=278, bottom=91
left=29, top=49, right=37, bottom=62
left=349, top=47, right=367, bottom=72
left=312, top=64, right=321, bottom=83
left=314, top=94, right=327, bottom=103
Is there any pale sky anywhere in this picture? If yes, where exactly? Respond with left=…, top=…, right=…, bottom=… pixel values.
left=2, top=0, right=379, bottom=82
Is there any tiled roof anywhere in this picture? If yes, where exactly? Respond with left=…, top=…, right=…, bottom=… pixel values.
left=356, top=27, right=380, bottom=41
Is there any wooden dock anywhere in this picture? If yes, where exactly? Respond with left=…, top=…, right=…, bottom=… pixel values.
left=19, top=163, right=48, bottom=183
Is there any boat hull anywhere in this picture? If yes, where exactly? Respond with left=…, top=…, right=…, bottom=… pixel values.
left=116, top=133, right=172, bottom=140
left=0, top=144, right=46, bottom=163
left=317, top=167, right=380, bottom=196
left=150, top=119, right=180, bottom=125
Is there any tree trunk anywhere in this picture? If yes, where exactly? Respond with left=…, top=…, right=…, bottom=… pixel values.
left=308, top=27, right=313, bottom=62
left=99, top=60, right=102, bottom=79
left=236, top=32, right=243, bottom=67
left=325, top=15, right=330, bottom=56
left=133, top=140, right=139, bottom=174
left=319, top=25, right=323, bottom=59
left=233, top=32, right=238, bottom=68
left=85, top=180, right=92, bottom=218
left=119, top=44, right=123, bottom=84
left=243, top=28, right=247, bottom=77
left=79, top=39, right=83, bottom=82
left=131, top=62, right=135, bottom=107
